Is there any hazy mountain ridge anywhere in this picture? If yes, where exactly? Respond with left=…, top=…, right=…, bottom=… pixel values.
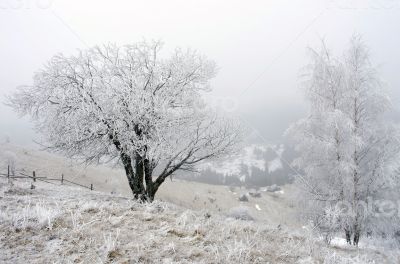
left=181, top=144, right=295, bottom=187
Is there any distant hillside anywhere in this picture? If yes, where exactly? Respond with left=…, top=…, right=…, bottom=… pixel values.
left=179, top=144, right=296, bottom=187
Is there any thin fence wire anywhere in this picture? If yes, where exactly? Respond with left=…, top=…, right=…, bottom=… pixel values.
left=0, top=168, right=93, bottom=190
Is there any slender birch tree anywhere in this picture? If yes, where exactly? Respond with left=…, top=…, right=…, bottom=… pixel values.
left=287, top=35, right=399, bottom=245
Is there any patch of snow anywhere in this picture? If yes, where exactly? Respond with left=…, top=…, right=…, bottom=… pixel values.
left=330, top=237, right=349, bottom=248
left=274, top=144, right=285, bottom=157
left=267, top=158, right=283, bottom=173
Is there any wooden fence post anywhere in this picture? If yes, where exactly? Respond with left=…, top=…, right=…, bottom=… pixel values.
left=33, top=171, right=36, bottom=182
left=90, top=184, right=93, bottom=191
left=61, top=174, right=64, bottom=184
left=7, top=165, right=10, bottom=179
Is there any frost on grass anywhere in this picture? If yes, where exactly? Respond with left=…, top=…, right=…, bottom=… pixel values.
left=1, top=199, right=60, bottom=230
left=227, top=206, right=254, bottom=221
left=0, top=178, right=398, bottom=263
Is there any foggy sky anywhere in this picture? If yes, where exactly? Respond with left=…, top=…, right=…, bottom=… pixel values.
left=1, top=0, right=400, bottom=146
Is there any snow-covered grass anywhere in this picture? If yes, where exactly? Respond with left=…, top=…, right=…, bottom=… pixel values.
left=0, top=143, right=298, bottom=227
left=227, top=206, right=255, bottom=221
left=1, top=178, right=398, bottom=263
left=0, top=196, right=61, bottom=231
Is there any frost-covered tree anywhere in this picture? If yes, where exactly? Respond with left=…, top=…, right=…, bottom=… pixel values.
left=287, top=36, right=400, bottom=245
left=8, top=41, right=242, bottom=201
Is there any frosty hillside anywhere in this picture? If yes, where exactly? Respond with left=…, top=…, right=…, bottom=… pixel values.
left=3, top=36, right=400, bottom=263
left=2, top=2, right=400, bottom=262
left=1, top=166, right=399, bottom=263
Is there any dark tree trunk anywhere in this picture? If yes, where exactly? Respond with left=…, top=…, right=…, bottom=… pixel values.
left=345, top=228, right=352, bottom=245
left=114, top=136, right=159, bottom=202
left=134, top=154, right=146, bottom=200
left=353, top=224, right=360, bottom=246
left=120, top=152, right=136, bottom=193
left=344, top=225, right=361, bottom=246
left=120, top=152, right=150, bottom=201
left=122, top=153, right=159, bottom=202
left=144, top=158, right=156, bottom=201
left=118, top=143, right=173, bottom=202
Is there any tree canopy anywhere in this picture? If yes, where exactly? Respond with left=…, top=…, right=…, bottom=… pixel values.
left=8, top=40, right=242, bottom=201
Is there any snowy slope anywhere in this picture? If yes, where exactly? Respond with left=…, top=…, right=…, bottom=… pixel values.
left=0, top=143, right=297, bottom=227
left=1, top=178, right=398, bottom=263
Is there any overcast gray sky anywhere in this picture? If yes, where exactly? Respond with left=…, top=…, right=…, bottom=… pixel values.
left=1, top=0, right=400, bottom=146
